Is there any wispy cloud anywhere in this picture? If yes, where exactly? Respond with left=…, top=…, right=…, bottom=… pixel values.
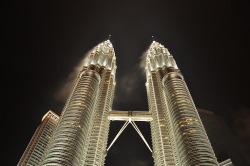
left=139, top=50, right=147, bottom=74
left=128, top=158, right=152, bottom=166
left=114, top=51, right=148, bottom=107
left=53, top=49, right=93, bottom=103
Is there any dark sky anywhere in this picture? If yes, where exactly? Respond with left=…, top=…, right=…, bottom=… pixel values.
left=6, top=0, right=250, bottom=165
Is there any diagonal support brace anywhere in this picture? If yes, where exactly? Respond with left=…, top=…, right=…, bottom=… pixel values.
left=107, top=120, right=130, bottom=151
left=130, top=121, right=152, bottom=152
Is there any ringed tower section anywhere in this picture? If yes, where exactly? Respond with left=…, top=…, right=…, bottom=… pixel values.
left=41, top=40, right=116, bottom=166
left=145, top=41, right=218, bottom=165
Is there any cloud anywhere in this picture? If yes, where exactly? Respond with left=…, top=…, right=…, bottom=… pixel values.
left=139, top=50, right=147, bottom=75
left=113, top=49, right=149, bottom=110
left=53, top=49, right=93, bottom=103
left=114, top=64, right=146, bottom=106
left=128, top=158, right=152, bottom=166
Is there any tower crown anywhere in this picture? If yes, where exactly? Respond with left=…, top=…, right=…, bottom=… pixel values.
left=84, top=40, right=116, bottom=75
left=145, top=41, right=178, bottom=77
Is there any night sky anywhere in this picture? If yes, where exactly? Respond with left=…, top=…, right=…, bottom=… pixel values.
left=6, top=0, right=250, bottom=165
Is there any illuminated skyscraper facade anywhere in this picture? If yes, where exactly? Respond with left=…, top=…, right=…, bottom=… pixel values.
left=84, top=41, right=116, bottom=165
left=145, top=41, right=218, bottom=165
left=41, top=40, right=116, bottom=166
left=19, top=40, right=223, bottom=166
left=18, top=111, right=59, bottom=166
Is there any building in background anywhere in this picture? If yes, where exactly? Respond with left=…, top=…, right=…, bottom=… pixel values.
left=18, top=111, right=59, bottom=166
left=198, top=109, right=248, bottom=166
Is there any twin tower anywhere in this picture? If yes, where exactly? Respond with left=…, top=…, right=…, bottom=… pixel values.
left=19, top=40, right=219, bottom=165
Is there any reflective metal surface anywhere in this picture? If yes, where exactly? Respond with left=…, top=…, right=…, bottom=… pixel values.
left=146, top=41, right=218, bottom=165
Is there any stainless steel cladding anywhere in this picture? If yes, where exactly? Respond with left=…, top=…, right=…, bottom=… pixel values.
left=145, top=41, right=218, bottom=166
left=40, top=40, right=116, bottom=166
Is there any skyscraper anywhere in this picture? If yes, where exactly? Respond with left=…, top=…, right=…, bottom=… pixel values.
left=145, top=41, right=218, bottom=165
left=41, top=40, right=116, bottom=166
left=18, top=110, right=59, bottom=166
left=198, top=108, right=248, bottom=165
left=19, top=40, right=221, bottom=166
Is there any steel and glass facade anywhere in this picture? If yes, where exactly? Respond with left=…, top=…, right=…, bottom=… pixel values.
left=146, top=41, right=218, bottom=165
left=19, top=40, right=222, bottom=166
left=40, top=40, right=116, bottom=166
left=84, top=41, right=116, bottom=166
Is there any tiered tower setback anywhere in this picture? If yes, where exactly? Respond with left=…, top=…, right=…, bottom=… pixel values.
left=146, top=41, right=218, bottom=165
left=84, top=41, right=116, bottom=166
left=41, top=40, right=116, bottom=166
left=18, top=40, right=223, bottom=166
left=145, top=41, right=180, bottom=165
